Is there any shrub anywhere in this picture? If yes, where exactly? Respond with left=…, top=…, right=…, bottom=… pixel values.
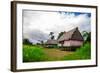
left=62, top=43, right=91, bottom=60
left=45, top=44, right=58, bottom=48
left=23, top=45, right=47, bottom=62
left=76, top=42, right=91, bottom=59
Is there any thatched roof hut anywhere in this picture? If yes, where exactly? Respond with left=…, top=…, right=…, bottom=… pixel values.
left=45, top=40, right=58, bottom=45
left=58, top=27, right=84, bottom=47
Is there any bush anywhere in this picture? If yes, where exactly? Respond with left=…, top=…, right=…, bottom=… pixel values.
left=62, top=43, right=91, bottom=60
left=23, top=39, right=32, bottom=45
left=45, top=44, right=58, bottom=48
left=23, top=45, right=47, bottom=62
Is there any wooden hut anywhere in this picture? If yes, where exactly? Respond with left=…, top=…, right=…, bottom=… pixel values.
left=45, top=40, right=58, bottom=48
left=58, top=27, right=84, bottom=51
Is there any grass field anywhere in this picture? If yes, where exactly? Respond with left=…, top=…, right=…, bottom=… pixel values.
left=23, top=45, right=47, bottom=62
left=23, top=43, right=91, bottom=62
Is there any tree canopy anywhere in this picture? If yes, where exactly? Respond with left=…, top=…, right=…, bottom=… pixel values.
left=82, top=31, right=91, bottom=43
left=57, top=32, right=65, bottom=40
left=23, top=38, right=32, bottom=45
left=49, top=32, right=55, bottom=40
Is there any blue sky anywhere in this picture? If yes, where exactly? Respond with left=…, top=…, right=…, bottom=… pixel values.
left=59, top=11, right=91, bottom=17
left=23, top=10, right=91, bottom=44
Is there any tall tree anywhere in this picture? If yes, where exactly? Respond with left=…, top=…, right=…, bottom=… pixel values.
left=57, top=32, right=65, bottom=39
left=82, top=31, right=89, bottom=41
left=86, top=32, right=91, bottom=42
left=49, top=32, right=55, bottom=40
left=23, top=38, right=32, bottom=45
left=49, top=32, right=54, bottom=36
left=82, top=31, right=91, bottom=42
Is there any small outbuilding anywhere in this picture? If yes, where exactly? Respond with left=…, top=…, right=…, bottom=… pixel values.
left=45, top=40, right=58, bottom=48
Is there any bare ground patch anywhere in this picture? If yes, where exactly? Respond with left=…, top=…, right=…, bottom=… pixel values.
left=43, top=48, right=74, bottom=61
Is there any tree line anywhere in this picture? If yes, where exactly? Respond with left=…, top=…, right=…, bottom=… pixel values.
left=23, top=31, right=91, bottom=45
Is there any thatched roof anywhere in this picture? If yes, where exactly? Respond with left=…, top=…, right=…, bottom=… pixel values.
left=58, top=27, right=84, bottom=42
left=45, top=40, right=58, bottom=45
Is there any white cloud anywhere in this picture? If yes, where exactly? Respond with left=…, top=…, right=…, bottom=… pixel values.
left=23, top=10, right=91, bottom=43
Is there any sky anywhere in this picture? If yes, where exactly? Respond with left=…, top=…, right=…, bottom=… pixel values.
left=23, top=10, right=91, bottom=44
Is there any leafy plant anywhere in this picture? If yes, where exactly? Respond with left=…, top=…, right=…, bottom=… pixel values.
left=49, top=32, right=55, bottom=40
left=23, top=39, right=32, bottom=45
left=62, top=43, right=91, bottom=60
left=82, top=31, right=91, bottom=42
left=23, top=45, right=47, bottom=62
left=57, top=32, right=65, bottom=40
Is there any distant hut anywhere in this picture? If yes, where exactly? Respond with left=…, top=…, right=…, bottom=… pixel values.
left=58, top=27, right=84, bottom=51
left=45, top=40, right=58, bottom=48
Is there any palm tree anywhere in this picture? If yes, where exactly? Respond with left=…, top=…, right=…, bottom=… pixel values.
left=86, top=32, right=91, bottom=42
left=49, top=32, right=55, bottom=40
left=82, top=31, right=88, bottom=40
left=82, top=31, right=91, bottom=43
left=57, top=32, right=64, bottom=40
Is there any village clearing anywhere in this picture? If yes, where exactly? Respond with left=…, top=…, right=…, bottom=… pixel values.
left=23, top=43, right=91, bottom=62
left=43, top=48, right=74, bottom=61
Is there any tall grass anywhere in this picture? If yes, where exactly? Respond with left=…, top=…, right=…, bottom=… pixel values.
left=23, top=43, right=91, bottom=62
left=62, top=43, right=91, bottom=60
left=23, top=45, right=47, bottom=62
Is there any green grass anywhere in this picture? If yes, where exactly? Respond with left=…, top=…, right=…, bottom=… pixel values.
left=23, top=43, right=91, bottom=62
left=62, top=43, right=91, bottom=60
left=23, top=45, right=47, bottom=62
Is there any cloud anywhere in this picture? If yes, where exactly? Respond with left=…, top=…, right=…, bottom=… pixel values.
left=23, top=10, right=91, bottom=43
left=23, top=29, right=49, bottom=44
left=49, top=12, right=91, bottom=33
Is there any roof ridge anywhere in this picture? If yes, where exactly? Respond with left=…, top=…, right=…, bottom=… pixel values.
left=58, top=27, right=78, bottom=41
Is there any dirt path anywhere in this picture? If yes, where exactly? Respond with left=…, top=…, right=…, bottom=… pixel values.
left=43, top=48, right=74, bottom=60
